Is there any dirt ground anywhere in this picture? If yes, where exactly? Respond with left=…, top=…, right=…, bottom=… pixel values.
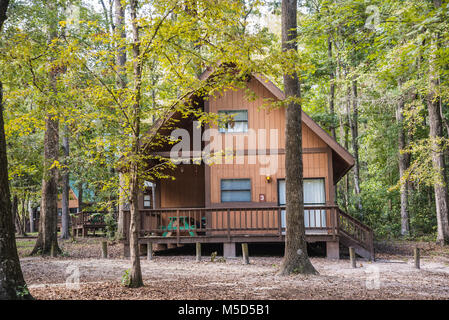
left=16, top=237, right=449, bottom=300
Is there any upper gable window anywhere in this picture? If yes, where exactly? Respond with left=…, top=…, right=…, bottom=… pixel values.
left=218, top=110, right=248, bottom=133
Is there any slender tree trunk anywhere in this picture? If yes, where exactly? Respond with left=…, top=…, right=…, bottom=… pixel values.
left=128, top=0, right=143, bottom=287
left=344, top=78, right=353, bottom=212
left=31, top=27, right=61, bottom=256
left=28, top=199, right=34, bottom=233
left=0, top=34, right=32, bottom=298
left=427, top=1, right=449, bottom=244
left=339, top=115, right=349, bottom=211
left=279, top=0, right=317, bottom=276
left=61, top=124, right=70, bottom=239
left=115, top=0, right=127, bottom=240
left=397, top=80, right=410, bottom=236
left=77, top=181, right=83, bottom=212
left=351, top=80, right=362, bottom=213
left=327, top=36, right=336, bottom=139
left=12, top=195, right=22, bottom=236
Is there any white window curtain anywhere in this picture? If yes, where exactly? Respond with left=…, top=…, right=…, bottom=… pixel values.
left=278, top=179, right=326, bottom=229
left=304, top=179, right=326, bottom=228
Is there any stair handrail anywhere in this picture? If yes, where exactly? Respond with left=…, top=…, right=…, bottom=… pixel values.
left=337, top=207, right=374, bottom=252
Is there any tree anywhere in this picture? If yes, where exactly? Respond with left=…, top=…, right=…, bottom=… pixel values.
left=278, top=0, right=317, bottom=276
left=127, top=0, right=144, bottom=288
left=427, top=0, right=449, bottom=245
left=0, top=0, right=32, bottom=300
left=60, top=123, right=70, bottom=239
left=397, top=80, right=410, bottom=236
left=115, top=0, right=127, bottom=240
left=31, top=3, right=63, bottom=256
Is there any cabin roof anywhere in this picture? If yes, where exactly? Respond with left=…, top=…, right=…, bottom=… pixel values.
left=148, top=69, right=355, bottom=183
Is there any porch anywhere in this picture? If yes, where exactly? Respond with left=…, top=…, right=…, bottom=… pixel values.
left=71, top=212, right=107, bottom=237
left=123, top=205, right=374, bottom=260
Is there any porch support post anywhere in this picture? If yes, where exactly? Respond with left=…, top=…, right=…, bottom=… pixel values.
left=223, top=242, right=236, bottom=258
left=123, top=242, right=130, bottom=259
left=326, top=241, right=340, bottom=260
left=242, top=243, right=249, bottom=264
left=147, top=242, right=153, bottom=261
left=196, top=242, right=201, bottom=262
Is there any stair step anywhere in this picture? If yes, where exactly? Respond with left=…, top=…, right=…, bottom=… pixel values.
left=339, top=234, right=374, bottom=261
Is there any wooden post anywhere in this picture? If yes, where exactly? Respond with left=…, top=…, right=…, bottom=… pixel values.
left=227, top=208, right=231, bottom=241
left=176, top=209, right=180, bottom=244
left=349, top=247, right=356, bottom=268
left=101, top=241, right=108, bottom=259
left=242, top=243, right=249, bottom=265
left=414, top=247, right=420, bottom=269
left=196, top=242, right=201, bottom=262
left=277, top=207, right=282, bottom=238
left=147, top=242, right=153, bottom=261
left=50, top=242, right=56, bottom=257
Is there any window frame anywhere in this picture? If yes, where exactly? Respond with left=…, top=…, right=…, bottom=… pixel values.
left=220, top=178, right=252, bottom=203
left=143, top=188, right=153, bottom=209
left=218, top=110, right=248, bottom=133
left=277, top=177, right=326, bottom=206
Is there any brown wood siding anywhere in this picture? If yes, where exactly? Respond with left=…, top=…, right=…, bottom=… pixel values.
left=144, top=77, right=335, bottom=234
left=160, top=164, right=205, bottom=208
left=208, top=78, right=331, bottom=206
left=57, top=188, right=79, bottom=210
left=207, top=78, right=331, bottom=232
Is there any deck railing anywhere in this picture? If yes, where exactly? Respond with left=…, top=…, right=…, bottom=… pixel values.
left=337, top=207, right=374, bottom=255
left=123, top=205, right=373, bottom=253
left=71, top=212, right=107, bottom=227
left=124, top=205, right=339, bottom=239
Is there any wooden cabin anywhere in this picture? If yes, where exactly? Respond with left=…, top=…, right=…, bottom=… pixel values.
left=122, top=71, right=374, bottom=260
left=57, top=187, right=80, bottom=215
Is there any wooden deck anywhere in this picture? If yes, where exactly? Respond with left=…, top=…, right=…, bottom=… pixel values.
left=123, top=205, right=374, bottom=260
left=71, top=212, right=107, bottom=237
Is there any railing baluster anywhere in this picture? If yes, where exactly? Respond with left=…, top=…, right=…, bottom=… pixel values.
left=277, top=207, right=282, bottom=237
left=176, top=209, right=180, bottom=243
left=227, top=208, right=231, bottom=240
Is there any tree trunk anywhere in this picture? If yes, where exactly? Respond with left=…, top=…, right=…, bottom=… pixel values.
left=278, top=0, right=317, bottom=276
left=0, top=67, right=32, bottom=298
left=61, top=124, right=70, bottom=239
left=427, top=2, right=449, bottom=244
left=12, top=195, right=23, bottom=236
left=31, top=28, right=61, bottom=256
left=327, top=36, right=336, bottom=139
left=28, top=199, right=34, bottom=233
left=128, top=0, right=144, bottom=288
left=77, top=181, right=83, bottom=212
left=115, top=0, right=127, bottom=240
left=397, top=80, right=410, bottom=236
left=350, top=80, right=362, bottom=214
left=339, top=115, right=349, bottom=211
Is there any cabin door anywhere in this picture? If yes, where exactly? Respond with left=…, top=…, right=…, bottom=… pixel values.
left=278, top=179, right=326, bottom=231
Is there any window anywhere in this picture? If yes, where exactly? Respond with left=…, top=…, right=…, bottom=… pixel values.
left=278, top=178, right=326, bottom=229
left=143, top=189, right=152, bottom=209
left=277, top=178, right=325, bottom=205
left=218, top=110, right=248, bottom=133
left=221, top=179, right=251, bottom=202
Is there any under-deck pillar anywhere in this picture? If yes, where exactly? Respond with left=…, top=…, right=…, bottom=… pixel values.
left=123, top=242, right=130, bottom=258
left=326, top=241, right=340, bottom=260
left=223, top=242, right=236, bottom=258
left=147, top=242, right=153, bottom=261
left=196, top=242, right=201, bottom=262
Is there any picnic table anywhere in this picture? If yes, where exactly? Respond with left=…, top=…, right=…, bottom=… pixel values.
left=161, top=216, right=206, bottom=237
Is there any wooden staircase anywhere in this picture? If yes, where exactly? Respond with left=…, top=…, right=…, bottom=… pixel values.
left=337, top=208, right=375, bottom=261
